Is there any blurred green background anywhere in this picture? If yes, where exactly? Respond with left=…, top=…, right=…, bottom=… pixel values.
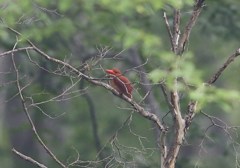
left=0, top=0, right=240, bottom=167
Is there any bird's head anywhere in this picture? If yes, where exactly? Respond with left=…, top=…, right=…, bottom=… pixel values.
left=105, top=68, right=122, bottom=75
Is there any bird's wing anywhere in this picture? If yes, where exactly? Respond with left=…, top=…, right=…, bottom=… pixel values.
left=113, top=76, right=133, bottom=95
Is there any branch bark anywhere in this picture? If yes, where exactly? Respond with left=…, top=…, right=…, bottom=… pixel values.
left=164, top=86, right=185, bottom=168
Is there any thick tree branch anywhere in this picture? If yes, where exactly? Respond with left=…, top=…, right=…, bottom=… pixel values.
left=177, top=0, right=205, bottom=55
left=172, top=9, right=181, bottom=53
left=163, top=3, right=206, bottom=166
left=164, top=89, right=185, bottom=168
left=12, top=148, right=48, bottom=168
left=163, top=2, right=205, bottom=163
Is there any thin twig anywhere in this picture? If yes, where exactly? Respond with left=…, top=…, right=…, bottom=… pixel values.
left=0, top=47, right=34, bottom=57
left=201, top=111, right=236, bottom=139
left=160, top=84, right=173, bottom=110
left=207, top=48, right=240, bottom=84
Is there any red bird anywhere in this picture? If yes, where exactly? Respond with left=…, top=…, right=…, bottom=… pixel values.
left=106, top=68, right=133, bottom=98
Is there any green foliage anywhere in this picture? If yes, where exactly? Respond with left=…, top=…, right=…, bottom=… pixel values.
left=190, top=85, right=240, bottom=112
left=147, top=48, right=240, bottom=114
left=148, top=68, right=166, bottom=83
left=148, top=52, right=203, bottom=88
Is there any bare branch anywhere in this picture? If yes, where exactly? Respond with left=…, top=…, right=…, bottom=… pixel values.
left=177, top=0, right=205, bottom=55
left=12, top=148, right=48, bottom=168
left=0, top=47, right=34, bottom=57
left=164, top=89, right=185, bottom=167
left=29, top=78, right=83, bottom=106
left=207, top=48, right=240, bottom=84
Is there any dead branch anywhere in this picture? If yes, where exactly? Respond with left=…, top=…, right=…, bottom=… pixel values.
left=12, top=148, right=48, bottom=168
left=0, top=46, right=34, bottom=57
left=207, top=48, right=240, bottom=84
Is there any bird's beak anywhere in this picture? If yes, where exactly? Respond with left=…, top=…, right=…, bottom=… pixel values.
left=105, top=69, right=114, bottom=74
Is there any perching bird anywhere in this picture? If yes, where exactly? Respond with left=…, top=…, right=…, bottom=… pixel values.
left=105, top=68, right=133, bottom=98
